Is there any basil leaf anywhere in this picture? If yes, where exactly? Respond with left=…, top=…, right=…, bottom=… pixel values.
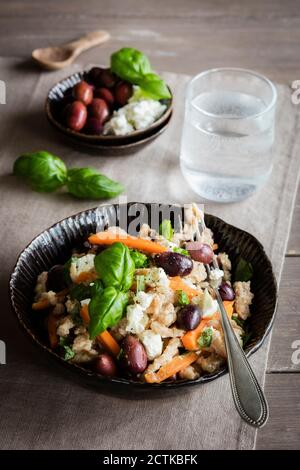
left=198, top=327, right=213, bottom=348
left=66, top=168, right=124, bottom=199
left=177, top=290, right=190, bottom=306
left=159, top=219, right=173, bottom=241
left=130, top=249, right=149, bottom=268
left=13, top=151, right=67, bottom=192
left=136, top=275, right=145, bottom=293
left=111, top=47, right=152, bottom=83
left=138, top=73, right=171, bottom=100
left=88, top=287, right=128, bottom=339
left=94, top=242, right=135, bottom=291
left=173, top=246, right=190, bottom=256
left=234, top=258, right=254, bottom=282
left=70, top=279, right=103, bottom=301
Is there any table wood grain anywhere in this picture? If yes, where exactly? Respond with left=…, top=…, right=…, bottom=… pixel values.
left=0, top=0, right=299, bottom=450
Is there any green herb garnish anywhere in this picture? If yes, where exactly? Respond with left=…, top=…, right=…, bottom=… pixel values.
left=59, top=337, right=75, bottom=361
left=94, top=243, right=135, bottom=291
left=88, top=287, right=128, bottom=339
left=173, top=246, right=190, bottom=256
left=177, top=290, right=190, bottom=306
left=13, top=152, right=124, bottom=200
left=110, top=47, right=171, bottom=100
left=234, top=258, right=254, bottom=282
left=198, top=327, right=213, bottom=348
left=130, top=249, right=149, bottom=268
left=136, top=275, right=146, bottom=293
left=159, top=219, right=173, bottom=241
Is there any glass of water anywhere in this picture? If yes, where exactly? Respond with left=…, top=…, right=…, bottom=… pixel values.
left=180, top=68, right=277, bottom=202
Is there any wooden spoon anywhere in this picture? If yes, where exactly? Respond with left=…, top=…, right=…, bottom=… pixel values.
left=32, top=30, right=110, bottom=70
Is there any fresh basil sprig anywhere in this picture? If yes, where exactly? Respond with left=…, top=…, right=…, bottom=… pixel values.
left=88, top=287, right=128, bottom=339
left=13, top=151, right=124, bottom=200
left=66, top=168, right=124, bottom=199
left=110, top=47, right=171, bottom=100
left=94, top=242, right=135, bottom=291
left=13, top=151, right=67, bottom=192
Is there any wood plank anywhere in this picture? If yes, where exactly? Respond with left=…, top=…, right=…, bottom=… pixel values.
left=256, top=374, right=300, bottom=449
left=287, top=188, right=300, bottom=255
left=267, top=257, right=300, bottom=372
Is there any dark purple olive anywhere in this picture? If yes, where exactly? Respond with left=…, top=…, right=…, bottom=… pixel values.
left=177, top=304, right=202, bottom=330
left=84, top=117, right=104, bottom=135
left=46, top=265, right=68, bottom=292
left=94, top=87, right=114, bottom=108
left=219, top=282, right=235, bottom=301
left=94, top=353, right=117, bottom=377
left=154, top=252, right=193, bottom=277
left=186, top=242, right=214, bottom=264
left=72, top=80, right=93, bottom=105
left=114, top=81, right=133, bottom=106
left=122, top=335, right=147, bottom=375
left=88, top=98, right=110, bottom=124
left=87, top=67, right=117, bottom=88
left=66, top=100, right=87, bottom=131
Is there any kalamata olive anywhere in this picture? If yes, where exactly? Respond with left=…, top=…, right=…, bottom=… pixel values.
left=72, top=80, right=93, bottom=105
left=122, top=335, right=147, bottom=375
left=88, top=98, right=110, bottom=124
left=94, top=353, right=117, bottom=376
left=186, top=242, right=214, bottom=264
left=46, top=265, right=68, bottom=292
left=114, top=81, right=133, bottom=106
left=66, top=100, right=87, bottom=131
left=177, top=304, right=202, bottom=330
left=84, top=117, right=104, bottom=135
left=87, top=67, right=117, bottom=88
left=219, top=282, right=235, bottom=301
left=94, top=87, right=114, bottom=108
left=154, top=252, right=193, bottom=277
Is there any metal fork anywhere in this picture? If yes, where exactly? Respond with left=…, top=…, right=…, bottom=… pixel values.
left=183, top=211, right=269, bottom=428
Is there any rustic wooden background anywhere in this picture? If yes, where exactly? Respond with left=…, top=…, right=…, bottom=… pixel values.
left=1, top=0, right=299, bottom=449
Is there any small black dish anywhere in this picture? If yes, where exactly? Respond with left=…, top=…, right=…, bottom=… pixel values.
left=45, top=71, right=173, bottom=154
left=9, top=203, right=277, bottom=394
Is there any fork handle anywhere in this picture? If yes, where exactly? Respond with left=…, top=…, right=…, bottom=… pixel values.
left=215, top=289, right=269, bottom=427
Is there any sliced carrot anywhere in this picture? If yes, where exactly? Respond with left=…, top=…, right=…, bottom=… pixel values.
left=97, top=330, right=121, bottom=357
left=47, top=314, right=59, bottom=349
left=88, top=232, right=167, bottom=254
left=79, top=304, right=121, bottom=357
left=32, top=298, right=51, bottom=310
left=169, top=276, right=199, bottom=300
left=212, top=243, right=219, bottom=251
left=80, top=303, right=90, bottom=325
left=145, top=352, right=198, bottom=383
left=74, top=271, right=98, bottom=284
left=181, top=318, right=211, bottom=351
left=182, top=300, right=235, bottom=350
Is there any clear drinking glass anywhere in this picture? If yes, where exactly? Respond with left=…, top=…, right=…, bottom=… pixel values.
left=180, top=68, right=277, bottom=202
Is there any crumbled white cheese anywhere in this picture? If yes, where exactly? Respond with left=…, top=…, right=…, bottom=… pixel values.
left=104, top=99, right=167, bottom=136
left=139, top=330, right=163, bottom=361
left=125, top=304, right=149, bottom=334
left=80, top=299, right=91, bottom=307
left=145, top=267, right=170, bottom=293
left=134, top=291, right=154, bottom=310
left=193, top=288, right=218, bottom=319
left=209, top=268, right=224, bottom=287
left=69, top=254, right=95, bottom=283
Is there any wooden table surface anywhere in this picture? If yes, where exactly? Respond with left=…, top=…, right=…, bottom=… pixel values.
left=1, top=0, right=299, bottom=450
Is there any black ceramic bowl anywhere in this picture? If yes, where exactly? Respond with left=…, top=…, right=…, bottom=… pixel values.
left=9, top=203, right=277, bottom=393
left=45, top=70, right=173, bottom=153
